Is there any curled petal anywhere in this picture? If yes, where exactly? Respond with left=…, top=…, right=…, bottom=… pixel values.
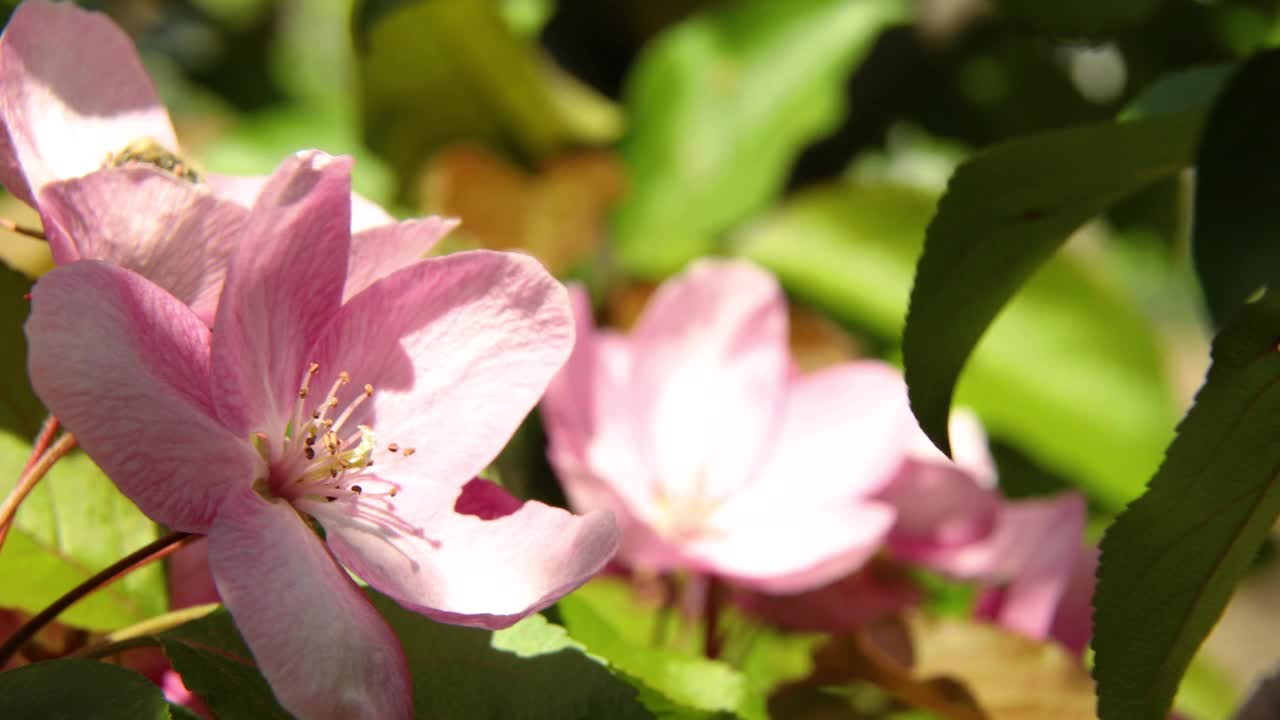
left=319, top=480, right=618, bottom=629
left=0, top=0, right=178, bottom=205
left=204, top=172, right=396, bottom=233
left=211, top=151, right=352, bottom=437
left=38, top=167, right=248, bottom=324
left=26, top=261, right=258, bottom=532
left=209, top=490, right=411, bottom=720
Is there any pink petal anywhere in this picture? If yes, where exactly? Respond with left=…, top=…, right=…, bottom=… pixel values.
left=626, top=260, right=790, bottom=500
left=25, top=261, right=259, bottom=532
left=733, top=562, right=922, bottom=633
left=168, top=538, right=219, bottom=609
left=343, top=217, right=459, bottom=302
left=318, top=480, right=618, bottom=629
left=453, top=477, right=523, bottom=520
left=682, top=496, right=896, bottom=594
left=305, top=250, right=574, bottom=501
left=38, top=167, right=248, bottom=325
left=541, top=286, right=598, bottom=459
left=209, top=489, right=411, bottom=720
left=211, top=152, right=352, bottom=437
left=754, top=361, right=918, bottom=500
left=0, top=0, right=178, bottom=205
left=1046, top=544, right=1098, bottom=655
left=204, top=172, right=396, bottom=233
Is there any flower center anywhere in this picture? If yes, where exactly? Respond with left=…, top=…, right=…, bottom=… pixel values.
left=653, top=468, right=724, bottom=540
left=103, top=138, right=201, bottom=183
left=256, top=363, right=415, bottom=511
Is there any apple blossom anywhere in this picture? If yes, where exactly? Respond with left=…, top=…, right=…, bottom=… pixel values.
left=0, top=0, right=429, bottom=324
left=541, top=259, right=915, bottom=594
left=25, top=150, right=618, bottom=719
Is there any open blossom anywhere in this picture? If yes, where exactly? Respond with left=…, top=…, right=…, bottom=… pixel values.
left=541, top=259, right=916, bottom=593
left=0, top=0, right=422, bottom=324
left=25, top=151, right=618, bottom=719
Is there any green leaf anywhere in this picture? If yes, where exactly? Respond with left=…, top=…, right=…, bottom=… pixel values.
left=371, top=591, right=652, bottom=719
left=155, top=609, right=291, bottom=720
left=737, top=182, right=1178, bottom=508
left=992, top=0, right=1164, bottom=37
left=0, top=433, right=164, bottom=630
left=0, top=658, right=169, bottom=720
left=354, top=0, right=621, bottom=192
left=610, top=0, right=907, bottom=277
left=1119, top=64, right=1232, bottom=122
left=559, top=580, right=764, bottom=720
left=0, top=262, right=43, bottom=439
left=1093, top=288, right=1280, bottom=719
left=900, top=111, right=1201, bottom=473
left=1191, top=51, right=1280, bottom=327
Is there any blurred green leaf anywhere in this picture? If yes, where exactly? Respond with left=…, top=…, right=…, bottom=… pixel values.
left=1174, top=655, right=1239, bottom=720
left=0, top=262, right=42, bottom=439
left=1119, top=64, right=1232, bottom=122
left=737, top=182, right=1177, bottom=509
left=0, top=434, right=164, bottom=630
left=993, top=0, right=1164, bottom=37
left=1192, top=51, right=1280, bottom=327
left=611, top=0, right=907, bottom=277
left=354, top=0, right=621, bottom=193
left=1093, top=288, right=1280, bottom=720
left=0, top=659, right=169, bottom=720
left=898, top=112, right=1200, bottom=497
left=561, top=579, right=765, bottom=720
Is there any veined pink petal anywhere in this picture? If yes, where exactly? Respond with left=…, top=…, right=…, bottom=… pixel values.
left=204, top=172, right=396, bottom=233
left=0, top=0, right=178, bottom=205
left=626, top=260, right=789, bottom=500
left=25, top=261, right=259, bottom=532
left=305, top=250, right=573, bottom=498
left=209, top=490, right=411, bottom=720
left=754, top=361, right=916, bottom=499
left=344, top=217, right=459, bottom=302
left=319, top=480, right=618, bottom=629
left=211, top=152, right=352, bottom=437
left=683, top=496, right=896, bottom=594
left=38, top=167, right=248, bottom=325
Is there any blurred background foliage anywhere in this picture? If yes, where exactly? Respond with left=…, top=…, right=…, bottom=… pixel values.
left=6, top=0, right=1280, bottom=716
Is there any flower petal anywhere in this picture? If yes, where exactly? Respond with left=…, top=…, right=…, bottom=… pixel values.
left=204, top=172, right=396, bottom=233
left=38, top=167, right=248, bottom=324
left=0, top=0, right=178, bottom=205
left=25, top=261, right=258, bottom=532
left=211, top=151, right=352, bottom=436
left=683, top=497, right=896, bottom=594
left=306, top=249, right=573, bottom=498
left=626, top=259, right=789, bottom=499
left=318, top=479, right=618, bottom=629
left=343, top=217, right=458, bottom=302
left=209, top=489, right=411, bottom=720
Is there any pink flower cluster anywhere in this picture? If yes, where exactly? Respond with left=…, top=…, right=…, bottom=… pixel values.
left=542, top=260, right=1095, bottom=654
left=0, top=0, right=1095, bottom=717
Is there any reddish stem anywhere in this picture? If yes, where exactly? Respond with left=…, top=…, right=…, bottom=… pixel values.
left=22, top=416, right=60, bottom=473
left=0, top=530, right=195, bottom=667
left=0, top=432, right=77, bottom=552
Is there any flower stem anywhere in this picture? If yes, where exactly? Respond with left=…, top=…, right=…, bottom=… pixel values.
left=0, top=430, right=76, bottom=552
left=75, top=603, right=221, bottom=660
left=0, top=530, right=195, bottom=667
left=0, top=218, right=45, bottom=240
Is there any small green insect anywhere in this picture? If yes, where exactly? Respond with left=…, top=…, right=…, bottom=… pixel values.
left=104, top=138, right=200, bottom=183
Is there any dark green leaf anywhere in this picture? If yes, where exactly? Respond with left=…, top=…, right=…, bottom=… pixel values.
left=1093, top=289, right=1280, bottom=719
left=0, top=659, right=168, bottom=720
left=610, top=0, right=907, bottom=277
left=155, top=609, right=291, bottom=720
left=739, top=182, right=1178, bottom=507
left=993, top=0, right=1164, bottom=37
left=1191, top=51, right=1280, bottom=327
left=0, top=433, right=165, bottom=630
left=0, top=262, right=43, bottom=439
left=354, top=0, right=619, bottom=193
left=901, top=111, right=1201, bottom=467
left=1119, top=65, right=1232, bottom=122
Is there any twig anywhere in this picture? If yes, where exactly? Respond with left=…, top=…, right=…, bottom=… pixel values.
left=0, top=432, right=77, bottom=552
left=0, top=218, right=45, bottom=240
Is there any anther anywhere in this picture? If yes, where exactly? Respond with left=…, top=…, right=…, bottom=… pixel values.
left=339, top=371, right=351, bottom=384
left=351, top=485, right=363, bottom=494
left=304, top=447, right=315, bottom=460
left=387, top=443, right=399, bottom=453
left=364, top=384, right=374, bottom=396
left=403, top=448, right=416, bottom=457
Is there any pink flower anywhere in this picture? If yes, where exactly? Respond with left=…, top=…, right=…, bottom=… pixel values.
left=25, top=151, right=618, bottom=719
left=541, top=259, right=914, bottom=594
left=878, top=414, right=1095, bottom=654
left=0, top=0, right=419, bottom=324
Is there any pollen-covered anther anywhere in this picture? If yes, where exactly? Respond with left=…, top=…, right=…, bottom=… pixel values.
left=387, top=443, right=399, bottom=453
